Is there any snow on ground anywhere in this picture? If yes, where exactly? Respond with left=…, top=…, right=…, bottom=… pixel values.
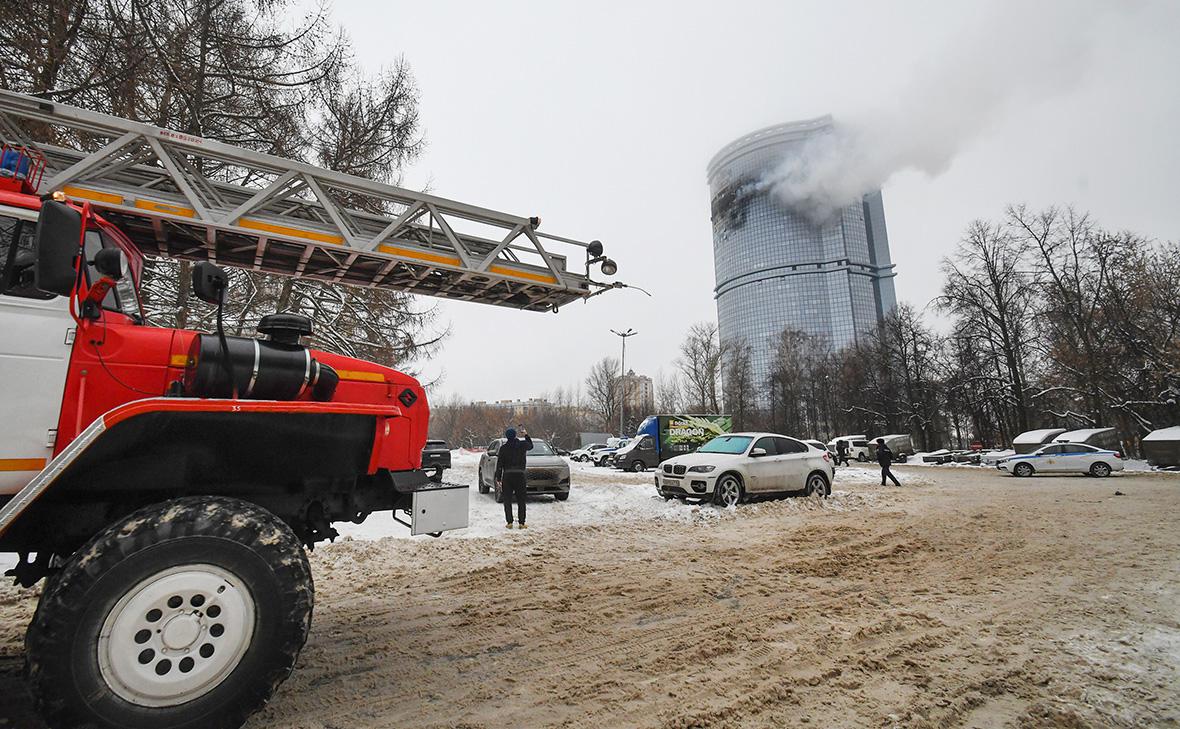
left=334, top=452, right=912, bottom=543
left=6, top=449, right=1170, bottom=574
left=0, top=454, right=918, bottom=572
left=908, top=450, right=1013, bottom=467
left=1122, top=459, right=1180, bottom=473
left=906, top=450, right=1179, bottom=475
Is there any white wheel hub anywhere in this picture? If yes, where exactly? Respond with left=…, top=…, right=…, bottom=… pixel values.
left=98, top=564, right=255, bottom=707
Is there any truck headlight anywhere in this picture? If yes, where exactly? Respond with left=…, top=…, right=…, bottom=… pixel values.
left=688, top=465, right=715, bottom=473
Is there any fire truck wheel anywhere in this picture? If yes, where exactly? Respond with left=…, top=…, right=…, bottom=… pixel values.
left=26, top=496, right=313, bottom=729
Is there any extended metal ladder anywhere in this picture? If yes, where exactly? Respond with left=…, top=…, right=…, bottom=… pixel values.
left=0, top=89, right=616, bottom=311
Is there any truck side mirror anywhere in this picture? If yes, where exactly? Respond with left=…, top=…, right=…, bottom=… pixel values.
left=192, top=261, right=228, bottom=304
left=93, top=248, right=127, bottom=280
left=33, top=200, right=82, bottom=296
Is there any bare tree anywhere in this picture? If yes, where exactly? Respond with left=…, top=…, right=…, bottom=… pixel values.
left=3, top=0, right=444, bottom=369
left=937, top=220, right=1037, bottom=436
left=876, top=304, right=946, bottom=450
left=309, top=58, right=423, bottom=193
left=585, top=357, right=621, bottom=433
left=723, top=338, right=756, bottom=430
left=677, top=322, right=724, bottom=413
left=1099, top=240, right=1180, bottom=433
left=1011, top=205, right=1126, bottom=425
left=0, top=1, right=126, bottom=104
left=767, top=328, right=834, bottom=439
left=654, top=368, right=685, bottom=414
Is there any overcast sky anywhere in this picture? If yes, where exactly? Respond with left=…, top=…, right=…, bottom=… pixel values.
left=327, top=0, right=1180, bottom=403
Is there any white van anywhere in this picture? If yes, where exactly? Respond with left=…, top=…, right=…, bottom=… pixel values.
left=826, top=435, right=871, bottom=462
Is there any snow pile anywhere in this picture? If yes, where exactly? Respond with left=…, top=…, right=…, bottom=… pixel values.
left=1142, top=426, right=1180, bottom=442
left=1123, top=459, right=1180, bottom=474
left=335, top=454, right=899, bottom=543
left=906, top=451, right=1012, bottom=467
left=0, top=455, right=915, bottom=575
left=833, top=463, right=929, bottom=485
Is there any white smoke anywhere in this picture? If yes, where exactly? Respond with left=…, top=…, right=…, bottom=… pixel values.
left=760, top=0, right=1108, bottom=224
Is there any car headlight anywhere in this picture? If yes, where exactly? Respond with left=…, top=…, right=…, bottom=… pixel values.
left=688, top=465, right=715, bottom=473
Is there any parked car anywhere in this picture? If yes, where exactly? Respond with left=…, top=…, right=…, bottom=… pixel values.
left=421, top=439, right=452, bottom=481
left=980, top=449, right=1016, bottom=466
left=827, top=434, right=871, bottom=462
left=570, top=443, right=609, bottom=462
left=952, top=451, right=982, bottom=465
left=592, top=440, right=630, bottom=466
left=996, top=443, right=1124, bottom=477
left=655, top=433, right=833, bottom=506
left=477, top=438, right=571, bottom=500
left=922, top=449, right=955, bottom=464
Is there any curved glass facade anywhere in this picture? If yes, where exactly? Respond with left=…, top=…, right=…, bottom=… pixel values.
left=707, top=118, right=897, bottom=394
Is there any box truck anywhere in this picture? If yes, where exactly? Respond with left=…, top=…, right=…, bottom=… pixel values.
left=611, top=414, right=733, bottom=472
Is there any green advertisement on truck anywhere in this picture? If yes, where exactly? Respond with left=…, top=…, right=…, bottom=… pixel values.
left=611, top=414, right=733, bottom=472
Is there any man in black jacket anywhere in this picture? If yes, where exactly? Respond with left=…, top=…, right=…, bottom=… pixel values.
left=876, top=438, right=901, bottom=487
left=495, top=426, right=533, bottom=528
left=835, top=439, right=850, bottom=467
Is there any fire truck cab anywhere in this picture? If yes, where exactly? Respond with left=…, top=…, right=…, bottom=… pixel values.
left=0, top=164, right=462, bottom=729
left=0, top=87, right=617, bottom=729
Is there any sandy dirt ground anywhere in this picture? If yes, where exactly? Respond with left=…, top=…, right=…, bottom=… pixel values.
left=2, top=463, right=1178, bottom=728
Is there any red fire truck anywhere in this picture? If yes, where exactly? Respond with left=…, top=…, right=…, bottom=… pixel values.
left=0, top=90, right=619, bottom=728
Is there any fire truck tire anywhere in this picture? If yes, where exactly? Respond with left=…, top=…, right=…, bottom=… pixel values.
left=25, top=496, right=313, bottom=729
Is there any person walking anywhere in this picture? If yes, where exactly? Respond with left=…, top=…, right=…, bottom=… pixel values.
left=835, top=439, right=850, bottom=467
left=495, top=426, right=533, bottom=529
left=876, top=437, right=901, bottom=487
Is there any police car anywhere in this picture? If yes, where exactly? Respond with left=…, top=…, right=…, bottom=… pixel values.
left=996, top=442, right=1124, bottom=477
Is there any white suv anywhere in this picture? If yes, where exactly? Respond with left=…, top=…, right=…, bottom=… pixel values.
left=826, top=435, right=872, bottom=462
left=655, top=432, right=834, bottom=506
left=569, top=443, right=608, bottom=462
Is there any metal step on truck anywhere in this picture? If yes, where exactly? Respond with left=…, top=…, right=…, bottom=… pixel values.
left=0, top=89, right=622, bottom=729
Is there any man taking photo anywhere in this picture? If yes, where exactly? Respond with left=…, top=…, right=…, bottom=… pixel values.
left=495, top=425, right=533, bottom=529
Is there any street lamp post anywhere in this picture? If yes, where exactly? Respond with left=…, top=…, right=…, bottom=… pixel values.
left=610, top=328, right=637, bottom=437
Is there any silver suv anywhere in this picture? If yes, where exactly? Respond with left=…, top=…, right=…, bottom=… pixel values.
left=477, top=438, right=571, bottom=501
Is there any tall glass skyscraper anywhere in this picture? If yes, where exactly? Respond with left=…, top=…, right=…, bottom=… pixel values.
left=707, top=117, right=897, bottom=393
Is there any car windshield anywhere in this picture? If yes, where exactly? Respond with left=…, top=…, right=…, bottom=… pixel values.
left=697, top=435, right=753, bottom=454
